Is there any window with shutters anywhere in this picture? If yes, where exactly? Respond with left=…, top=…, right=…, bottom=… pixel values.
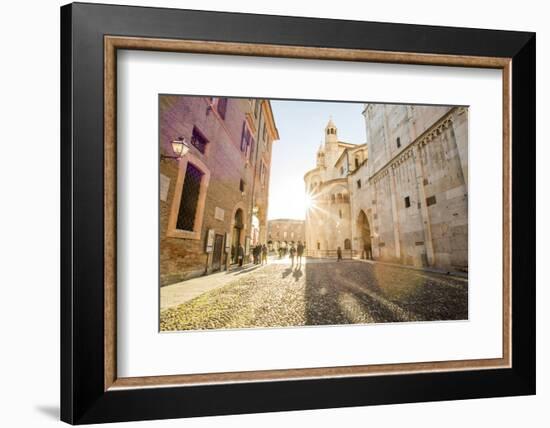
left=240, top=121, right=255, bottom=162
left=260, top=160, right=267, bottom=185
left=176, top=163, right=203, bottom=232
left=190, top=126, right=208, bottom=154
left=216, top=97, right=228, bottom=119
left=240, top=122, right=249, bottom=152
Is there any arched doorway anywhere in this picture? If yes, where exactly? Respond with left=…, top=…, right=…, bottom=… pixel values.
left=344, top=238, right=351, bottom=250
left=357, top=210, right=372, bottom=259
left=231, top=209, right=243, bottom=264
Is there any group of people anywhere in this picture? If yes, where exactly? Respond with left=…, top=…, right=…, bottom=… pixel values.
left=252, top=243, right=268, bottom=265
left=233, top=241, right=307, bottom=268
left=286, top=241, right=305, bottom=266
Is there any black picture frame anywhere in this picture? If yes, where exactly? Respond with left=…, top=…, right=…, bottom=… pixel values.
left=61, top=2, right=535, bottom=424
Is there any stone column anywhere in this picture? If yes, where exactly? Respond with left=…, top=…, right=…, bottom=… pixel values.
left=388, top=167, right=401, bottom=260
left=412, top=145, right=435, bottom=266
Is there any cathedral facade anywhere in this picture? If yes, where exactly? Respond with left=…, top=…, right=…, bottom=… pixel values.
left=304, top=105, right=468, bottom=272
left=304, top=119, right=367, bottom=258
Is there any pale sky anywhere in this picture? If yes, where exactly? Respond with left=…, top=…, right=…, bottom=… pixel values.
left=267, top=99, right=366, bottom=220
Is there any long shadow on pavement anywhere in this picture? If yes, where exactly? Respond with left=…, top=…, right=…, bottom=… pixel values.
left=304, top=259, right=468, bottom=326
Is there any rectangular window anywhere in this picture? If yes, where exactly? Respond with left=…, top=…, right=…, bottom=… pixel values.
left=240, top=122, right=249, bottom=152
left=355, top=158, right=360, bottom=169
left=260, top=160, right=267, bottom=185
left=239, top=179, right=245, bottom=193
left=405, top=196, right=411, bottom=208
left=240, top=123, right=256, bottom=162
left=357, top=179, right=362, bottom=189
left=248, top=137, right=255, bottom=162
left=396, top=137, right=401, bottom=148
left=217, top=97, right=228, bottom=119
left=426, top=195, right=437, bottom=206
left=190, top=126, right=208, bottom=153
left=176, top=163, right=203, bottom=231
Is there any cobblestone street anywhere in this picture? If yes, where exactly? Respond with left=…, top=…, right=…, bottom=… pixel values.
left=160, top=258, right=468, bottom=331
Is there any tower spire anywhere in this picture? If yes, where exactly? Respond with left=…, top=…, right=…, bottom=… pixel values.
left=325, top=117, right=338, bottom=146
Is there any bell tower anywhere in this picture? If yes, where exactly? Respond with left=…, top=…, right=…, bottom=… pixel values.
left=325, top=117, right=338, bottom=148
left=316, top=142, right=325, bottom=167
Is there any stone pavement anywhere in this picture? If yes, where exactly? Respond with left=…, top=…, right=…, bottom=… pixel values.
left=160, top=257, right=468, bottom=331
left=160, top=263, right=267, bottom=311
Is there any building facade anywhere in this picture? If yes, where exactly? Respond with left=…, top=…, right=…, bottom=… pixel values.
left=304, top=119, right=367, bottom=257
left=267, top=219, right=306, bottom=250
left=160, top=96, right=279, bottom=286
left=304, top=105, right=468, bottom=272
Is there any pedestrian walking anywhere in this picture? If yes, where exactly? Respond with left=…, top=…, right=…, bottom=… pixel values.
left=289, top=245, right=296, bottom=266
left=238, top=244, right=244, bottom=267
left=337, top=246, right=342, bottom=262
left=297, top=241, right=304, bottom=265
left=254, top=244, right=262, bottom=265
left=261, top=244, right=268, bottom=265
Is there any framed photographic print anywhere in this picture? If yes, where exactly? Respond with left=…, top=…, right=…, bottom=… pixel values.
left=60, top=2, right=536, bottom=424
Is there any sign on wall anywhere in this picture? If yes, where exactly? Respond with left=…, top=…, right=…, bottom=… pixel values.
left=205, top=229, right=215, bottom=253
left=160, top=174, right=170, bottom=201
left=214, top=207, right=225, bottom=221
left=225, top=232, right=231, bottom=253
